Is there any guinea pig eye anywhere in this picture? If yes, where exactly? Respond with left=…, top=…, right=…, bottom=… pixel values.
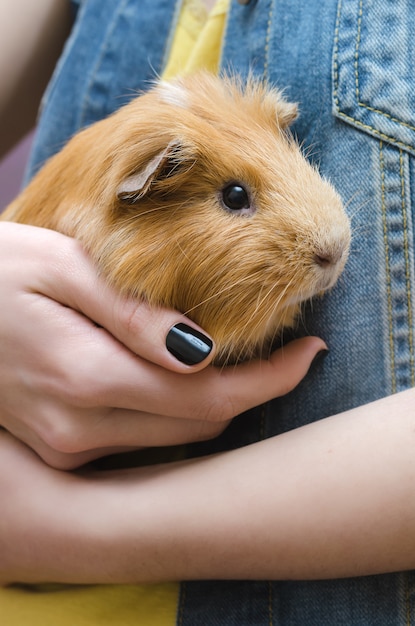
left=221, top=183, right=253, bottom=215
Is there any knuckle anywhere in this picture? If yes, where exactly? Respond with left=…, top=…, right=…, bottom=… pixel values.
left=44, top=233, right=83, bottom=279
left=116, top=298, right=148, bottom=340
left=50, top=357, right=106, bottom=409
left=36, top=412, right=84, bottom=455
left=55, top=378, right=93, bottom=409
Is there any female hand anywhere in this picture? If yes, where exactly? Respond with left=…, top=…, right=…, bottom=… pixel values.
left=0, top=222, right=325, bottom=469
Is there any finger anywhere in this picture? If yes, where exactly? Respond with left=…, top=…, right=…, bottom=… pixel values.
left=25, top=409, right=230, bottom=470
left=125, top=336, right=327, bottom=421
left=66, top=337, right=326, bottom=459
left=34, top=228, right=216, bottom=372
left=108, top=298, right=216, bottom=373
left=55, top=335, right=326, bottom=424
left=20, top=286, right=325, bottom=422
left=12, top=337, right=325, bottom=468
left=217, top=336, right=327, bottom=416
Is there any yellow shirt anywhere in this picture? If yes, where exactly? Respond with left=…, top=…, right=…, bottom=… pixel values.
left=0, top=1, right=229, bottom=625
left=163, top=0, right=229, bottom=79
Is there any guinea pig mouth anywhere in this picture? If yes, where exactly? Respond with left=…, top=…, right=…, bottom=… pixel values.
left=285, top=259, right=347, bottom=307
left=316, top=263, right=345, bottom=292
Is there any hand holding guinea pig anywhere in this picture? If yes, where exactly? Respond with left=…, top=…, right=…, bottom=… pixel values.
left=2, top=72, right=350, bottom=365
left=0, top=221, right=325, bottom=469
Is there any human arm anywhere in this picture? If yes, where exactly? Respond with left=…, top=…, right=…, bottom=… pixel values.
left=1, top=387, right=415, bottom=584
left=0, top=0, right=72, bottom=157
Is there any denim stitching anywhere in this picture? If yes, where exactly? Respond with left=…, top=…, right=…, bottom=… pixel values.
left=354, top=0, right=415, bottom=132
left=335, top=110, right=415, bottom=155
left=399, top=150, right=415, bottom=386
left=379, top=141, right=396, bottom=393
left=333, top=0, right=415, bottom=150
left=263, top=0, right=275, bottom=81
left=332, top=0, right=343, bottom=112
left=356, top=103, right=415, bottom=134
left=353, top=0, right=363, bottom=103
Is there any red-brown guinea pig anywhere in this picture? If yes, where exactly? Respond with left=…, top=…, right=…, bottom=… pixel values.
left=1, top=72, right=351, bottom=364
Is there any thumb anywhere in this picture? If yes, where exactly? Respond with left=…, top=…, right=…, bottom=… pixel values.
left=220, top=336, right=328, bottom=416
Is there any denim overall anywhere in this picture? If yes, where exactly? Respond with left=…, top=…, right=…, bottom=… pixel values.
left=27, top=0, right=415, bottom=623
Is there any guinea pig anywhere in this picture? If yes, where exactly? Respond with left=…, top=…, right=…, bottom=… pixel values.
left=2, top=72, right=351, bottom=365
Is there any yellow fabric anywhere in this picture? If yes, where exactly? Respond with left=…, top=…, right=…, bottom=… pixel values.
left=163, top=0, right=230, bottom=79
left=0, top=584, right=179, bottom=626
left=0, top=1, right=228, bottom=624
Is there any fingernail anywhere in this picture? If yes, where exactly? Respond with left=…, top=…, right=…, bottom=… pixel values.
left=166, top=323, right=213, bottom=365
left=310, top=348, right=329, bottom=368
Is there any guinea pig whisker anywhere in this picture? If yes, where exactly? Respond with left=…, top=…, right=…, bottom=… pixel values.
left=122, top=205, right=167, bottom=221
left=183, top=271, right=265, bottom=316
left=174, top=238, right=191, bottom=262
left=346, top=196, right=369, bottom=223
left=300, top=139, right=319, bottom=164
left=235, top=272, right=297, bottom=356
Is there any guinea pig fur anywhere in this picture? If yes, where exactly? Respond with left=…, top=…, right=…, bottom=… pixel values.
left=2, top=72, right=351, bottom=365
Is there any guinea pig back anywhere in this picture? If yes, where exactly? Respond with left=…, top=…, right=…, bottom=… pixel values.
left=2, top=72, right=351, bottom=364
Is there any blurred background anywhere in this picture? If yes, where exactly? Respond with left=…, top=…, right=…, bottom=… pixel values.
left=0, top=132, right=33, bottom=212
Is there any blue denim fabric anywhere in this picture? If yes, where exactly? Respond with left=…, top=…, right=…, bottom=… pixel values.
left=26, top=0, right=415, bottom=623
left=25, top=0, right=182, bottom=177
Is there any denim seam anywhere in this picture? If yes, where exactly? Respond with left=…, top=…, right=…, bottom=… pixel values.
left=379, top=141, right=396, bottom=393
left=354, top=0, right=415, bottom=132
left=79, top=0, right=129, bottom=128
left=263, top=0, right=275, bottom=81
left=379, top=143, right=415, bottom=392
left=353, top=0, right=363, bottom=103
left=333, top=0, right=415, bottom=152
left=399, top=149, right=415, bottom=386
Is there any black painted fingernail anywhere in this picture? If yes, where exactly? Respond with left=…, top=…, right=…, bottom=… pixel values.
left=166, top=323, right=213, bottom=365
left=310, top=348, right=329, bottom=368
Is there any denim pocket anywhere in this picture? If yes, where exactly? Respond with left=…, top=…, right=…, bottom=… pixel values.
left=333, top=0, right=415, bottom=156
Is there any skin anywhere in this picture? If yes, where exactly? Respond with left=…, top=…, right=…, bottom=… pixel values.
left=1, top=0, right=415, bottom=587
left=0, top=0, right=72, bottom=158
left=0, top=220, right=325, bottom=584
left=0, top=222, right=324, bottom=470
left=2, top=388, right=415, bottom=584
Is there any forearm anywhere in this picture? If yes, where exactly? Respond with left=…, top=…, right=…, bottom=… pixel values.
left=0, top=0, right=72, bottom=157
left=109, top=388, right=415, bottom=582
left=2, top=388, right=415, bottom=584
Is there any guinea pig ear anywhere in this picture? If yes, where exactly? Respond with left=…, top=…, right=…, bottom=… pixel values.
left=275, top=99, right=298, bottom=129
left=117, top=140, right=181, bottom=204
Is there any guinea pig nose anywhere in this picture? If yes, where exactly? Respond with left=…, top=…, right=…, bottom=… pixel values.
left=313, top=247, right=344, bottom=268
left=314, top=252, right=334, bottom=267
